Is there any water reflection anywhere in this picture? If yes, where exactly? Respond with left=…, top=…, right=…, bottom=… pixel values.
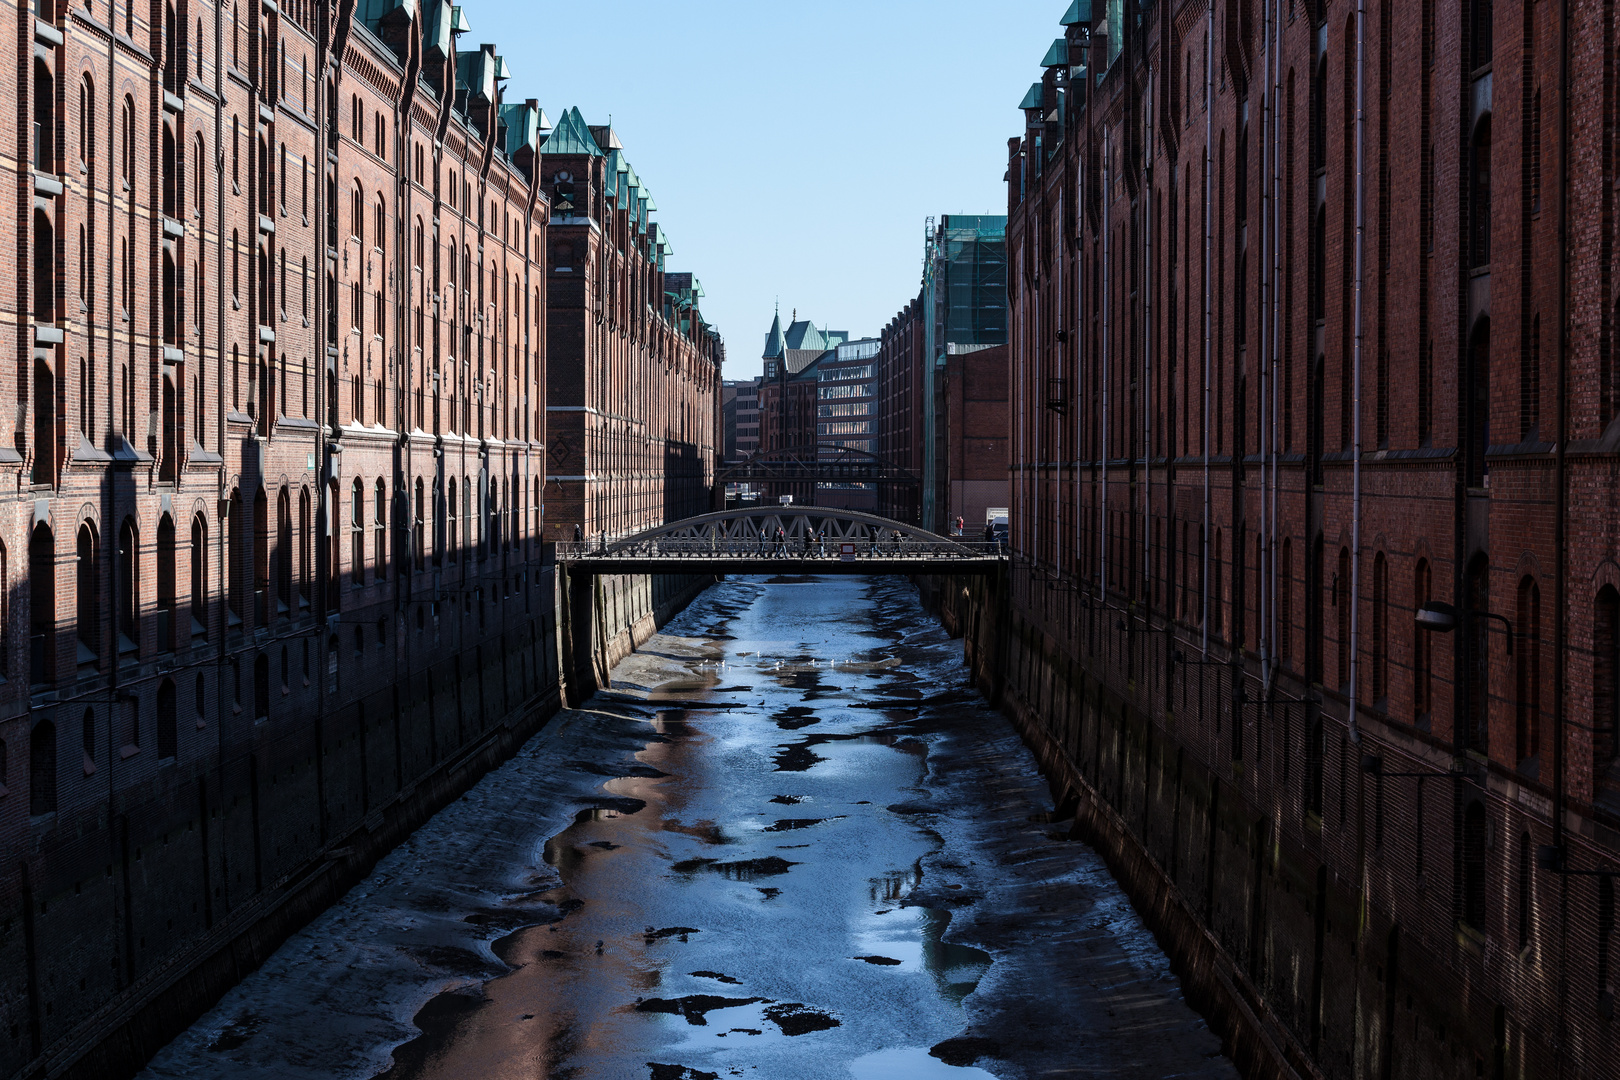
left=375, top=576, right=1002, bottom=1079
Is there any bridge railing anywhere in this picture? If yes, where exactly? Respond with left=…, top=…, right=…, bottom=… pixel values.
left=555, top=537, right=1006, bottom=561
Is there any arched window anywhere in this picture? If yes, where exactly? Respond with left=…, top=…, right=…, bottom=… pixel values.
left=373, top=478, right=387, bottom=582
left=79, top=74, right=94, bottom=170
left=122, top=96, right=135, bottom=184
left=1280, top=538, right=1293, bottom=666
left=351, top=478, right=365, bottom=589
left=161, top=122, right=177, bottom=218
left=34, top=59, right=55, bottom=174
left=1470, top=0, right=1494, bottom=72
left=29, top=720, right=56, bottom=816
left=1464, top=554, right=1491, bottom=754
left=276, top=488, right=291, bottom=618
left=414, top=477, right=425, bottom=570
left=193, top=134, right=205, bottom=222
left=298, top=487, right=311, bottom=607
left=76, top=524, right=99, bottom=665
left=227, top=489, right=244, bottom=626
left=1471, top=114, right=1492, bottom=268
left=1594, top=587, right=1620, bottom=788
left=1517, top=575, right=1542, bottom=769
left=191, top=514, right=208, bottom=642
left=81, top=707, right=95, bottom=775
left=253, top=487, right=269, bottom=627
left=118, top=519, right=138, bottom=657
left=1372, top=553, right=1389, bottom=705
left=447, top=477, right=458, bottom=563
left=1414, top=559, right=1433, bottom=725
left=374, top=195, right=386, bottom=255
left=33, top=208, right=55, bottom=325
left=1337, top=547, right=1352, bottom=690
left=1462, top=800, right=1488, bottom=932
left=157, top=679, right=176, bottom=759
left=352, top=181, right=364, bottom=245
left=157, top=515, right=176, bottom=652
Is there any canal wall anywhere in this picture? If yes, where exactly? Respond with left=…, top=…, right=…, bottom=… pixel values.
left=5, top=561, right=710, bottom=1080
left=918, top=569, right=1408, bottom=1080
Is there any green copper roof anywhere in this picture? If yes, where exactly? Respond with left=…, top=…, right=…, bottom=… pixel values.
left=1060, top=0, right=1091, bottom=25
left=455, top=49, right=495, bottom=104
left=449, top=5, right=471, bottom=32
left=1019, top=83, right=1043, bottom=110
left=1041, top=39, right=1069, bottom=67
left=540, top=107, right=602, bottom=157
left=422, top=0, right=452, bottom=58
left=358, top=0, right=414, bottom=32
left=493, top=54, right=512, bottom=81
left=500, top=102, right=540, bottom=156
left=763, top=311, right=785, bottom=359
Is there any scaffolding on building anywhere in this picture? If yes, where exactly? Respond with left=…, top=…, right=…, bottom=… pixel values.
left=920, top=214, right=1007, bottom=530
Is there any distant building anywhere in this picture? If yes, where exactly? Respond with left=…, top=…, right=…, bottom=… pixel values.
left=875, top=216, right=1009, bottom=533
left=815, top=338, right=881, bottom=510
left=540, top=110, right=723, bottom=540
left=722, top=379, right=759, bottom=461
left=757, top=310, right=848, bottom=455
left=878, top=296, right=926, bottom=524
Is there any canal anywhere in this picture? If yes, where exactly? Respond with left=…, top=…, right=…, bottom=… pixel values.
left=140, top=576, right=1235, bottom=1079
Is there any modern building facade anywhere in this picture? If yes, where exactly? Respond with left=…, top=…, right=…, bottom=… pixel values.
left=0, top=2, right=720, bottom=1075
left=1002, top=2, right=1620, bottom=1077
left=538, top=110, right=722, bottom=541
left=721, top=378, right=759, bottom=461
left=874, top=220, right=1010, bottom=533
left=813, top=337, right=880, bottom=511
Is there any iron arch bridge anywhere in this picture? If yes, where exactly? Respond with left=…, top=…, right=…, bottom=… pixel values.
left=716, top=445, right=921, bottom=488
left=555, top=508, right=1003, bottom=575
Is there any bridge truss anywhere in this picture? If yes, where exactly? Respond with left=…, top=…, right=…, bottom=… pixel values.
left=555, top=507, right=1003, bottom=576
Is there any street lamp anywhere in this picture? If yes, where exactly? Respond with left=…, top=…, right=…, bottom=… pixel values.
left=1414, top=600, right=1514, bottom=655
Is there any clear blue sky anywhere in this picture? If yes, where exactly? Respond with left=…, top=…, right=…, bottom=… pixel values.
left=473, top=0, right=1066, bottom=379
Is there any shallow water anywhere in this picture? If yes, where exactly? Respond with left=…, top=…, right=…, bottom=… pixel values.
left=375, top=576, right=1001, bottom=1078
left=141, top=576, right=1233, bottom=1080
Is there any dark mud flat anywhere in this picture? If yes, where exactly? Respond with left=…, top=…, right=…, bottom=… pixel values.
left=141, top=577, right=1235, bottom=1080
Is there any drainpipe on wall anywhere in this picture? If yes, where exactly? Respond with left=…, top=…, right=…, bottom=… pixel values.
left=1202, top=0, right=1214, bottom=655
left=1258, top=0, right=1273, bottom=688
left=1144, top=77, right=1154, bottom=623
left=1263, top=0, right=1276, bottom=693
left=1346, top=0, right=1367, bottom=745
left=1552, top=0, right=1570, bottom=856
left=1100, top=125, right=1111, bottom=604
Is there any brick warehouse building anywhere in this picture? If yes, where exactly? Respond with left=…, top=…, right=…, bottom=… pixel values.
left=0, top=0, right=716, bottom=1075
left=538, top=107, right=722, bottom=543
left=994, top=0, right=1620, bottom=1077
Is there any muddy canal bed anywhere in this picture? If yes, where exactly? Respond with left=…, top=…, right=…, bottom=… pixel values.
left=140, top=577, right=1234, bottom=1079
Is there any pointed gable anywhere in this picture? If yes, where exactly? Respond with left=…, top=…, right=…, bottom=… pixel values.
left=763, top=311, right=785, bottom=360
left=540, top=107, right=602, bottom=157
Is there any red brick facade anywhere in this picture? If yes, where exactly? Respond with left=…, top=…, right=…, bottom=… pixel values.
left=0, top=1, right=563, bottom=1072
left=539, top=114, right=721, bottom=542
left=878, top=294, right=925, bottom=523
left=1004, top=1, right=1620, bottom=1076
